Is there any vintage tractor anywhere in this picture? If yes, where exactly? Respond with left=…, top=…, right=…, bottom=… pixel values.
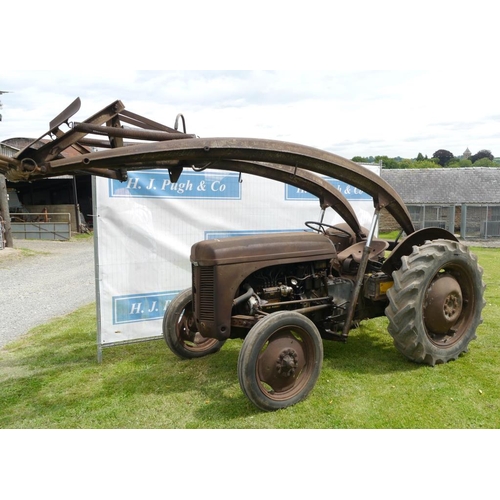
left=163, top=170, right=485, bottom=411
left=0, top=98, right=486, bottom=411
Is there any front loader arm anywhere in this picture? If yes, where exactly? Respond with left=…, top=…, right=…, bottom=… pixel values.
left=1, top=97, right=415, bottom=236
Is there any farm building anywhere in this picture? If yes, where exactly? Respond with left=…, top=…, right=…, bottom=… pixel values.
left=1, top=138, right=92, bottom=239
left=380, top=167, right=500, bottom=239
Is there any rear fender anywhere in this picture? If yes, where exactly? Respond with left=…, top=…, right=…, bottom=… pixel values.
left=381, top=227, right=458, bottom=275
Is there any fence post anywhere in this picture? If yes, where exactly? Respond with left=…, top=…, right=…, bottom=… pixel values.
left=460, top=204, right=467, bottom=239
left=448, top=205, right=456, bottom=234
left=0, top=174, right=13, bottom=247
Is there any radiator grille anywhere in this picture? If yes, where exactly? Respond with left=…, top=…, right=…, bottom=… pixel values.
left=198, top=266, right=215, bottom=321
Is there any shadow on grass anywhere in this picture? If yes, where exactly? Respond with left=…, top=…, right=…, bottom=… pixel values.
left=100, top=340, right=261, bottom=421
left=0, top=311, right=423, bottom=427
left=96, top=317, right=424, bottom=423
left=321, top=320, right=422, bottom=376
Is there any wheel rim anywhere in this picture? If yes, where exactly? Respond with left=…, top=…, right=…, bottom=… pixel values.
left=255, top=327, right=317, bottom=402
left=423, top=266, right=475, bottom=347
left=177, top=306, right=220, bottom=353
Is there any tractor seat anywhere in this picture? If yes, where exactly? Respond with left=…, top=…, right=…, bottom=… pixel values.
left=337, top=239, right=389, bottom=265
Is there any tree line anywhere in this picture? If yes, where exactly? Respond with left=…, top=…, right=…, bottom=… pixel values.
left=352, top=149, right=499, bottom=169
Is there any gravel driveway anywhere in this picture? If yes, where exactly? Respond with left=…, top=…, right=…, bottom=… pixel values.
left=0, top=238, right=95, bottom=349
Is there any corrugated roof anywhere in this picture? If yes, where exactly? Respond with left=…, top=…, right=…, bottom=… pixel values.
left=0, top=142, right=19, bottom=157
left=381, top=168, right=500, bottom=205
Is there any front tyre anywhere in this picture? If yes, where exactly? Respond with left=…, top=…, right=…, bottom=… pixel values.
left=386, top=239, right=486, bottom=366
left=238, top=311, right=323, bottom=411
left=163, top=288, right=225, bottom=359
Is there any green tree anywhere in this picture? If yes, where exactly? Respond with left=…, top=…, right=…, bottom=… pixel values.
left=416, top=152, right=425, bottom=161
left=412, top=159, right=440, bottom=169
left=399, top=159, right=414, bottom=169
left=445, top=158, right=461, bottom=168
left=473, top=157, right=495, bottom=167
left=376, top=156, right=400, bottom=169
left=432, top=149, right=454, bottom=167
left=470, top=149, right=494, bottom=163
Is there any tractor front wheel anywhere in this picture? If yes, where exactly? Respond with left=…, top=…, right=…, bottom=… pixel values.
left=163, top=288, right=225, bottom=359
left=237, top=311, right=323, bottom=411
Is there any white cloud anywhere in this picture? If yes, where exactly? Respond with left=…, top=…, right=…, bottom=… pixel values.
left=2, top=70, right=499, bottom=160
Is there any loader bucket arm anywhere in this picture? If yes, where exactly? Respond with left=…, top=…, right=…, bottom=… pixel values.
left=44, top=137, right=415, bottom=234
left=0, top=98, right=415, bottom=236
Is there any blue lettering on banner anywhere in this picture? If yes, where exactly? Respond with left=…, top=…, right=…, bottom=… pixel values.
left=205, top=229, right=302, bottom=239
left=113, top=291, right=181, bottom=324
left=285, top=178, right=371, bottom=201
left=109, top=170, right=241, bottom=200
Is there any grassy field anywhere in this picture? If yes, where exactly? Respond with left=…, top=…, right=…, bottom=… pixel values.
left=1, top=246, right=499, bottom=429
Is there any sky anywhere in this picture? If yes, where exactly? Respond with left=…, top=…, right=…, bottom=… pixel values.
left=2, top=69, right=499, bottom=161
left=1, top=0, right=499, bottom=164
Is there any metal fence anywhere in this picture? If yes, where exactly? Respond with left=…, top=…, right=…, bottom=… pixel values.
left=408, top=205, right=453, bottom=232
left=461, top=205, right=500, bottom=239
left=9, top=212, right=71, bottom=240
left=407, top=204, right=500, bottom=240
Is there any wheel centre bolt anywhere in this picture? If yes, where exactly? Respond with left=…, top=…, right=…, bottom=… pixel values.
left=276, top=348, right=298, bottom=377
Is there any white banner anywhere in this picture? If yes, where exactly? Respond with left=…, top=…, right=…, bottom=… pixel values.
left=94, top=165, right=379, bottom=348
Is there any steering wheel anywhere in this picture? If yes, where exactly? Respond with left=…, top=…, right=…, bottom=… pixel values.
left=305, top=221, right=352, bottom=239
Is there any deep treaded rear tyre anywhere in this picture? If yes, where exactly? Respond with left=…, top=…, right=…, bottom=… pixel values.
left=385, top=239, right=485, bottom=366
left=163, top=288, right=225, bottom=359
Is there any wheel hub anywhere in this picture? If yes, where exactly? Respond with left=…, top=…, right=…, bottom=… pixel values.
left=276, top=348, right=298, bottom=377
left=424, top=274, right=463, bottom=335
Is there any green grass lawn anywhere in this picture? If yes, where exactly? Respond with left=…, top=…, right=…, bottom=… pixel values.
left=1, top=246, right=499, bottom=429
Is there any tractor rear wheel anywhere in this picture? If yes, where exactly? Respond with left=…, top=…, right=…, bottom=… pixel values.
left=385, top=239, right=485, bottom=366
